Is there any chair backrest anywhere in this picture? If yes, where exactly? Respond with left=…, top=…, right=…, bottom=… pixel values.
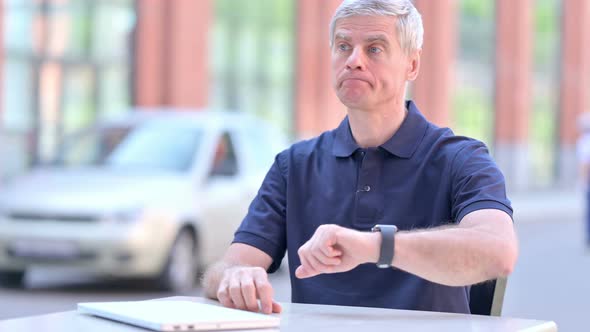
left=469, top=277, right=507, bottom=316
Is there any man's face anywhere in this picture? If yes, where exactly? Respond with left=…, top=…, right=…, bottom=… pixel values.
left=331, top=15, right=419, bottom=111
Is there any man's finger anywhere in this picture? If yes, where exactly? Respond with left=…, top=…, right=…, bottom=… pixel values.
left=217, top=280, right=235, bottom=309
left=298, top=250, right=317, bottom=275
left=319, top=243, right=342, bottom=257
left=306, top=250, right=335, bottom=274
left=301, top=252, right=325, bottom=277
left=240, top=276, right=259, bottom=312
left=295, top=265, right=319, bottom=279
left=228, top=276, right=246, bottom=310
left=254, top=276, right=274, bottom=314
left=272, top=301, right=282, bottom=313
left=318, top=230, right=341, bottom=257
left=312, top=249, right=341, bottom=266
left=295, top=265, right=308, bottom=278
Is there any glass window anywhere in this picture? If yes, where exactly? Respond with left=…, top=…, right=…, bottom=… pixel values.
left=58, top=120, right=202, bottom=174
left=211, top=0, right=295, bottom=134
left=2, top=0, right=135, bottom=172
left=62, top=66, right=95, bottom=136
left=1, top=59, right=33, bottom=131
left=107, top=123, right=202, bottom=173
left=209, top=132, right=238, bottom=177
left=92, top=3, right=135, bottom=59
left=3, top=4, right=36, bottom=53
left=239, top=123, right=285, bottom=172
left=99, top=65, right=131, bottom=119
left=57, top=125, right=132, bottom=167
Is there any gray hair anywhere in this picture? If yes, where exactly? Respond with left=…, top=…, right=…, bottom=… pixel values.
left=329, top=0, right=424, bottom=55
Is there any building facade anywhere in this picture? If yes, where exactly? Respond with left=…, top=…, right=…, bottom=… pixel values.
left=1, top=0, right=589, bottom=192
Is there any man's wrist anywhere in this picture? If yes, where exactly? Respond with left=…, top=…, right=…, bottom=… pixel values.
left=364, top=231, right=382, bottom=264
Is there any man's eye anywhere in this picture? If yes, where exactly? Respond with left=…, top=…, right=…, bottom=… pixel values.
left=338, top=44, right=350, bottom=51
left=369, top=47, right=382, bottom=54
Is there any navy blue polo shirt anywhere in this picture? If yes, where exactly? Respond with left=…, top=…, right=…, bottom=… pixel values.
left=233, top=100, right=512, bottom=314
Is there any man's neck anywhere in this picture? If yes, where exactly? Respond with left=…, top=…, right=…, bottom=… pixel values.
left=347, top=102, right=408, bottom=148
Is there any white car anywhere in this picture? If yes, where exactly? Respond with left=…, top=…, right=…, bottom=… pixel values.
left=0, top=110, right=287, bottom=292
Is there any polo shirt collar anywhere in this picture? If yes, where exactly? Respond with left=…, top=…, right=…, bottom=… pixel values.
left=332, top=100, right=429, bottom=159
left=379, top=100, right=429, bottom=159
left=332, top=116, right=359, bottom=157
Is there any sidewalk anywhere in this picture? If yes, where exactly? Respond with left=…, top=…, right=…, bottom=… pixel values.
left=510, top=190, right=583, bottom=224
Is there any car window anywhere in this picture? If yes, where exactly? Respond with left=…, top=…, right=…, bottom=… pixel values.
left=106, top=122, right=202, bottom=173
left=57, top=126, right=132, bottom=167
left=209, top=132, right=238, bottom=177
left=240, top=124, right=285, bottom=172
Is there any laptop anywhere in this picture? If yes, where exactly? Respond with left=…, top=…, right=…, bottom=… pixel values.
left=77, top=300, right=280, bottom=331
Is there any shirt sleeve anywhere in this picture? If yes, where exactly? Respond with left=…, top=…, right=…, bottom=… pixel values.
left=450, top=141, right=513, bottom=223
left=232, top=153, right=287, bottom=273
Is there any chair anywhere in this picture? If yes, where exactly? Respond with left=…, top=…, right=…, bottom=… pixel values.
left=469, top=277, right=507, bottom=316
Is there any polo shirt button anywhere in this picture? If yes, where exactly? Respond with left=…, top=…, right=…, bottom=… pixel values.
left=364, top=185, right=371, bottom=192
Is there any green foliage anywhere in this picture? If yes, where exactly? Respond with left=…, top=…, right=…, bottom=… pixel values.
left=535, top=0, right=557, bottom=35
left=530, top=95, right=557, bottom=187
left=458, top=0, right=494, bottom=64
left=68, top=2, right=93, bottom=56
left=216, top=0, right=293, bottom=24
left=533, top=0, right=558, bottom=69
left=461, top=0, right=494, bottom=19
left=451, top=87, right=493, bottom=147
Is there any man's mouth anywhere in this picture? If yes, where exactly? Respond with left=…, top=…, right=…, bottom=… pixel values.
left=341, top=78, right=369, bottom=87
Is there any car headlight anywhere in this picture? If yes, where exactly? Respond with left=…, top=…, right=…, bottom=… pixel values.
left=104, top=208, right=144, bottom=223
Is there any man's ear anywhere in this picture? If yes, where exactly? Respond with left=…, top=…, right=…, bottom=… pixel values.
left=406, top=49, right=421, bottom=81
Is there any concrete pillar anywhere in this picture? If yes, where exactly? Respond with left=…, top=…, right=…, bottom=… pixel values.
left=134, top=0, right=210, bottom=108
left=412, top=0, right=458, bottom=127
left=494, top=0, right=534, bottom=192
left=295, top=0, right=345, bottom=139
left=166, top=0, right=210, bottom=107
left=134, top=0, right=166, bottom=107
left=558, top=0, right=590, bottom=188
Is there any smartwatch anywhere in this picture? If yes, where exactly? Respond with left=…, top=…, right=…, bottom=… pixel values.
left=371, top=224, right=398, bottom=268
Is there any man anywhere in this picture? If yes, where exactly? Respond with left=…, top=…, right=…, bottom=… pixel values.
left=203, top=0, right=518, bottom=315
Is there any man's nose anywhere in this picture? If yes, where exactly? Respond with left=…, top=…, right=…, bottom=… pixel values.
left=345, top=47, right=366, bottom=71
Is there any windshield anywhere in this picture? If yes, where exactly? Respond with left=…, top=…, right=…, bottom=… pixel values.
left=56, top=121, right=202, bottom=173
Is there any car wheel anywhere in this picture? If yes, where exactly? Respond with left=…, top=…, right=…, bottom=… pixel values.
left=0, top=270, right=26, bottom=288
left=157, top=229, right=197, bottom=292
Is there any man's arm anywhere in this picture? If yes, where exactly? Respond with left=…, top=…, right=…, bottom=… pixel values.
left=203, top=152, right=287, bottom=314
left=392, top=209, right=517, bottom=286
left=295, top=209, right=518, bottom=287
left=202, top=243, right=282, bottom=314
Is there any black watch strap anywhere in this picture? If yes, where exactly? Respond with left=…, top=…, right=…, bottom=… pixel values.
left=371, top=224, right=398, bottom=268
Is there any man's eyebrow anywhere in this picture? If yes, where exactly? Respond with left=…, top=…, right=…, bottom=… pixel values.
left=365, top=35, right=390, bottom=44
left=334, top=33, right=351, bottom=41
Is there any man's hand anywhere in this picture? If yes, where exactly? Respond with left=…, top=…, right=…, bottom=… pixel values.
left=216, top=266, right=282, bottom=314
left=295, top=224, right=379, bottom=278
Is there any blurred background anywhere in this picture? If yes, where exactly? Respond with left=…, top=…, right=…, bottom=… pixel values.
left=0, top=0, right=588, bottom=330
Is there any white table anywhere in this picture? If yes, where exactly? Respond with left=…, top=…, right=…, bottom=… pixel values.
left=0, top=296, right=558, bottom=331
